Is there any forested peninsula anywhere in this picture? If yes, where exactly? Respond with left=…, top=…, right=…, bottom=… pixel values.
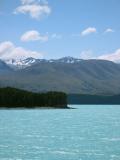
left=0, top=87, right=68, bottom=108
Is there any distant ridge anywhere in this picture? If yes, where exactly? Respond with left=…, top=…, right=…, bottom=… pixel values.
left=0, top=60, right=12, bottom=73
left=0, top=57, right=120, bottom=95
left=5, top=57, right=83, bottom=69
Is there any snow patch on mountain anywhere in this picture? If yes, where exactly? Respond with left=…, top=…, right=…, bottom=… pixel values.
left=4, top=57, right=83, bottom=69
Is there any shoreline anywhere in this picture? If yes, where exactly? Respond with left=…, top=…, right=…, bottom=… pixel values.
left=0, top=106, right=70, bottom=110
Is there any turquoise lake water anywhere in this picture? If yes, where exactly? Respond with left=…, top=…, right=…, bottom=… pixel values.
left=0, top=105, right=120, bottom=160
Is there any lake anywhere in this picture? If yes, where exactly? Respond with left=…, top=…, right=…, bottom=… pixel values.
left=0, top=105, right=120, bottom=160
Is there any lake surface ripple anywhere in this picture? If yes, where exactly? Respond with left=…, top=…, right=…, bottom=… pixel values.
left=0, top=105, right=120, bottom=160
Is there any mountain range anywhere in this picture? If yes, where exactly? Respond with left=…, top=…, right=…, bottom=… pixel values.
left=0, top=57, right=120, bottom=95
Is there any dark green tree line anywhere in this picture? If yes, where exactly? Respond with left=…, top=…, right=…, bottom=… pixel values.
left=0, top=87, right=67, bottom=108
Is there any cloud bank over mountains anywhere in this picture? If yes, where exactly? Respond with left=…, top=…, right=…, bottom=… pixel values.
left=0, top=41, right=120, bottom=63
left=98, top=49, right=120, bottom=62
left=79, top=49, right=120, bottom=63
left=0, top=41, right=43, bottom=60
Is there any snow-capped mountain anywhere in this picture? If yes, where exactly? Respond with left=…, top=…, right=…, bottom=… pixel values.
left=50, top=57, right=82, bottom=63
left=1, top=57, right=120, bottom=94
left=5, top=57, right=83, bottom=69
left=5, top=57, right=44, bottom=69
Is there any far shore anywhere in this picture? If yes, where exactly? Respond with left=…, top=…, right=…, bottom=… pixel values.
left=0, top=106, right=71, bottom=110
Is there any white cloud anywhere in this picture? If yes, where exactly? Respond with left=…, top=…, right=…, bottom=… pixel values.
left=21, top=30, right=48, bottom=42
left=98, top=49, right=120, bottom=62
left=0, top=41, right=43, bottom=60
left=21, top=0, right=35, bottom=4
left=14, top=0, right=51, bottom=20
left=104, top=28, right=114, bottom=33
left=51, top=34, right=62, bottom=39
left=80, top=50, right=95, bottom=59
left=81, top=27, right=97, bottom=36
left=79, top=49, right=120, bottom=62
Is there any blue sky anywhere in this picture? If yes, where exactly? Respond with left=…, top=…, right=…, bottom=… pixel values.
left=0, top=0, right=120, bottom=61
